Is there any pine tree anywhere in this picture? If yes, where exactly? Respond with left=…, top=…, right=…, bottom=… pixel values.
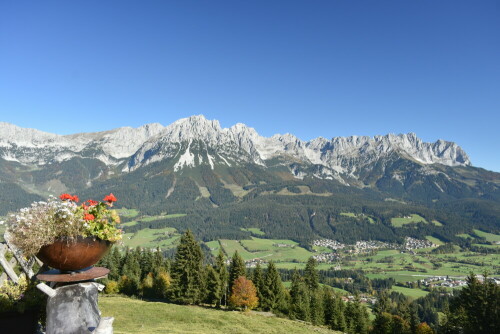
left=252, top=262, right=265, bottom=309
left=449, top=272, right=500, bottom=333
left=310, top=288, right=324, bottom=325
left=108, top=246, right=123, bottom=281
left=214, top=248, right=228, bottom=307
left=345, top=297, right=369, bottom=334
left=152, top=246, right=164, bottom=273
left=323, top=289, right=346, bottom=332
left=409, top=302, right=420, bottom=334
left=204, top=265, right=221, bottom=306
left=304, top=257, right=319, bottom=291
left=289, top=269, right=310, bottom=321
left=228, top=251, right=246, bottom=293
left=261, top=261, right=287, bottom=313
left=169, top=230, right=204, bottom=304
left=121, top=249, right=141, bottom=283
left=372, top=312, right=393, bottom=334
left=139, top=247, right=154, bottom=279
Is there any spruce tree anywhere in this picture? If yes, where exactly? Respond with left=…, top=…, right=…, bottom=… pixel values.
left=204, top=265, right=221, bottom=306
left=289, top=269, right=310, bottom=321
left=139, top=247, right=154, bottom=279
left=169, top=230, right=204, bottom=304
left=121, top=248, right=141, bottom=283
left=310, top=289, right=324, bottom=325
left=228, top=251, right=246, bottom=293
left=152, top=246, right=165, bottom=274
left=252, top=263, right=265, bottom=309
left=261, top=261, right=287, bottom=313
left=214, top=248, right=228, bottom=307
left=108, top=247, right=123, bottom=281
left=304, top=257, right=319, bottom=291
left=345, top=296, right=369, bottom=334
left=449, top=272, right=500, bottom=333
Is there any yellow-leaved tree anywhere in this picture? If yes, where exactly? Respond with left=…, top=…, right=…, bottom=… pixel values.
left=229, top=276, right=258, bottom=311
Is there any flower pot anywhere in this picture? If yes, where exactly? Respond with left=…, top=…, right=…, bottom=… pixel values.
left=36, top=236, right=112, bottom=271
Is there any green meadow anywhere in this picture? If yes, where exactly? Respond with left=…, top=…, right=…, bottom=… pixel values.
left=99, top=296, right=340, bottom=334
left=390, top=214, right=427, bottom=227
left=122, top=227, right=179, bottom=249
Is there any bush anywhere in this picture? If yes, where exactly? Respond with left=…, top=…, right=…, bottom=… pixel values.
left=105, top=280, right=119, bottom=294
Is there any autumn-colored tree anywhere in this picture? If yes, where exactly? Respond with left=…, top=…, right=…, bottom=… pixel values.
left=153, top=270, right=171, bottom=299
left=229, top=276, right=259, bottom=311
left=416, top=322, right=435, bottom=334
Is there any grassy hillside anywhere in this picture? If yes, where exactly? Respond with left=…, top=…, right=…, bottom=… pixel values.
left=99, top=296, right=340, bottom=334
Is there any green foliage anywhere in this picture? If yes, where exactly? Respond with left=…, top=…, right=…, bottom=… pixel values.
left=304, top=257, right=319, bottom=291
left=169, top=230, right=204, bottom=304
left=228, top=251, right=246, bottom=293
left=443, top=272, right=500, bottom=333
left=204, top=266, right=221, bottom=306
left=214, top=249, right=228, bottom=307
left=104, top=280, right=119, bottom=294
left=289, top=270, right=310, bottom=321
left=261, top=261, right=288, bottom=313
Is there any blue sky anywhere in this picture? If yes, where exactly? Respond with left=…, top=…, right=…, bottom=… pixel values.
left=1, top=1, right=499, bottom=171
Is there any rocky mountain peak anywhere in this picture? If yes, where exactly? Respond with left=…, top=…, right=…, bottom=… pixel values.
left=0, top=117, right=472, bottom=177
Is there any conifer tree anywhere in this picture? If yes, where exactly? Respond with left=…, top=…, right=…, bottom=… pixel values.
left=447, top=272, right=500, bottom=333
left=214, top=248, right=228, bottom=307
left=204, top=265, right=221, bottom=306
left=228, top=251, right=246, bottom=293
left=289, top=269, right=310, bottom=321
left=252, top=263, right=265, bottom=308
left=304, top=257, right=319, bottom=291
left=345, top=296, right=369, bottom=334
left=152, top=247, right=165, bottom=274
left=310, top=289, right=324, bottom=325
left=121, top=248, right=141, bottom=284
left=169, top=230, right=204, bottom=304
left=261, top=261, right=287, bottom=313
left=108, top=246, right=123, bottom=281
left=409, top=303, right=420, bottom=334
left=140, top=247, right=154, bottom=279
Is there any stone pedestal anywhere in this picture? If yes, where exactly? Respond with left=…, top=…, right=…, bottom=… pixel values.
left=40, top=282, right=113, bottom=334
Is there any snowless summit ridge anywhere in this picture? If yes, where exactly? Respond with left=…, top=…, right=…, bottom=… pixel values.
left=0, top=116, right=471, bottom=177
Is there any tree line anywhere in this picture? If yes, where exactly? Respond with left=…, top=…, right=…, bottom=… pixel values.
left=98, top=230, right=499, bottom=333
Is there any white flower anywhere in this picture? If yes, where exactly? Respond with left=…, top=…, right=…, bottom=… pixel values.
left=0, top=221, right=4, bottom=225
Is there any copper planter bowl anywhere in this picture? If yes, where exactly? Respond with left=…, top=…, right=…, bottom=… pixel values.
left=36, top=236, right=112, bottom=271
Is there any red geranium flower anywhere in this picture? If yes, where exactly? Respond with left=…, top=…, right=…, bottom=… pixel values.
left=82, top=204, right=89, bottom=210
left=84, top=213, right=95, bottom=221
left=59, top=193, right=73, bottom=201
left=60, top=194, right=79, bottom=202
left=87, top=200, right=99, bottom=206
left=103, top=193, right=117, bottom=205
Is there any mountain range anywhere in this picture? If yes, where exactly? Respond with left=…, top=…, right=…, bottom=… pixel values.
left=1, top=115, right=499, bottom=245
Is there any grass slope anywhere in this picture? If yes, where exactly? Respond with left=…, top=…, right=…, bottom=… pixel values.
left=99, top=296, right=340, bottom=334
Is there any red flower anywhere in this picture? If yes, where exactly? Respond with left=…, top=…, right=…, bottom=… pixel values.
left=84, top=213, right=95, bottom=221
left=60, top=193, right=73, bottom=201
left=103, top=193, right=117, bottom=205
left=60, top=194, right=79, bottom=202
left=87, top=200, right=99, bottom=206
left=82, top=204, right=89, bottom=210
